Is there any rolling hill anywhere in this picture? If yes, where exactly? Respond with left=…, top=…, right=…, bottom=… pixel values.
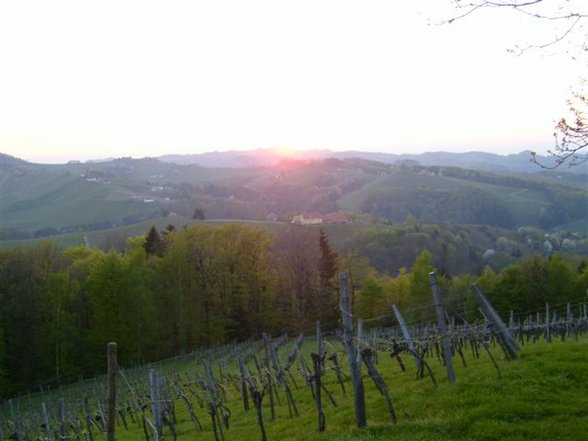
left=158, top=148, right=584, bottom=173
left=1, top=151, right=586, bottom=245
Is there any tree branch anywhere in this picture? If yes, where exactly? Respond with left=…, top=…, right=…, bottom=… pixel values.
left=446, top=0, right=588, bottom=168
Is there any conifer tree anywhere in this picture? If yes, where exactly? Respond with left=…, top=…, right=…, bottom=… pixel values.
left=144, top=226, right=165, bottom=257
left=318, top=229, right=339, bottom=328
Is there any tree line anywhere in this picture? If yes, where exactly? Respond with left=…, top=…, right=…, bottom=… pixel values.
left=0, top=223, right=586, bottom=396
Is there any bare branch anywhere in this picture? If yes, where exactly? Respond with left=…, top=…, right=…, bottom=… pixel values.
left=447, top=3, right=491, bottom=23
left=447, top=0, right=587, bottom=46
left=510, top=14, right=583, bottom=53
left=445, top=0, right=588, bottom=168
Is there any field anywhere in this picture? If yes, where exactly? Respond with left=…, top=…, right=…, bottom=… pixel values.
left=555, top=219, right=588, bottom=235
left=0, top=217, right=290, bottom=249
left=4, top=334, right=587, bottom=441
left=338, top=169, right=555, bottom=227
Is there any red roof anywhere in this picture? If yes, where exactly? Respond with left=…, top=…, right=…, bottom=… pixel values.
left=302, top=212, right=324, bottom=220
left=323, top=212, right=349, bottom=223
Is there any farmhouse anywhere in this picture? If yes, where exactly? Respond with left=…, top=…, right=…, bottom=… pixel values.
left=322, top=212, right=350, bottom=224
left=291, top=211, right=350, bottom=225
left=265, top=212, right=279, bottom=223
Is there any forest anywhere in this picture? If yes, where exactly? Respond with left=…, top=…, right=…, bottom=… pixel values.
left=0, top=222, right=586, bottom=397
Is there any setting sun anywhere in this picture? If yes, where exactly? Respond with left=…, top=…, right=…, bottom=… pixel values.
left=0, top=0, right=581, bottom=163
left=268, top=147, right=304, bottom=158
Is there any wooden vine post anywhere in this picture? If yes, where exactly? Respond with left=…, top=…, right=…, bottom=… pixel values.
left=339, top=271, right=367, bottom=428
left=107, top=342, right=117, bottom=441
left=429, top=272, right=456, bottom=384
left=311, top=321, right=326, bottom=432
left=149, top=369, right=163, bottom=440
left=471, top=284, right=520, bottom=359
left=269, top=340, right=298, bottom=418
left=545, top=303, right=552, bottom=343
left=237, top=355, right=250, bottom=412
left=238, top=357, right=267, bottom=441
left=360, top=344, right=398, bottom=424
left=262, top=334, right=276, bottom=421
left=391, top=303, right=422, bottom=371
left=83, top=395, right=94, bottom=441
left=41, top=402, right=51, bottom=441
left=58, top=399, right=67, bottom=441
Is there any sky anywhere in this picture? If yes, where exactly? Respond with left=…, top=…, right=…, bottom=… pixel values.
left=0, top=0, right=583, bottom=163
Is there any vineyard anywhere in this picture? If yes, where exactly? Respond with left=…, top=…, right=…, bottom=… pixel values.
left=1, top=272, right=587, bottom=441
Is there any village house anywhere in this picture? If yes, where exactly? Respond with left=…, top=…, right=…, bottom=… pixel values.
left=291, top=211, right=350, bottom=225
left=265, top=212, right=279, bottom=223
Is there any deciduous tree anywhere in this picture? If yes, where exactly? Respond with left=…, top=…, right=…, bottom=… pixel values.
left=408, top=250, right=437, bottom=322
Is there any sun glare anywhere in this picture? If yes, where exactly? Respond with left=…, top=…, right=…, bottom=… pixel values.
left=269, top=147, right=302, bottom=158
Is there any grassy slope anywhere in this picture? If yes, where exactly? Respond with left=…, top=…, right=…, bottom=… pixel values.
left=14, top=338, right=583, bottom=441
left=0, top=160, right=256, bottom=232
left=2, top=172, right=166, bottom=230
left=225, top=339, right=588, bottom=441
left=338, top=169, right=551, bottom=227
left=4, top=179, right=166, bottom=230
left=0, top=217, right=291, bottom=249
left=554, top=220, right=588, bottom=235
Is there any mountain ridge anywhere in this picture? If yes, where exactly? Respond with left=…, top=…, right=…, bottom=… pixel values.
left=1, top=149, right=581, bottom=174
left=157, top=148, right=575, bottom=173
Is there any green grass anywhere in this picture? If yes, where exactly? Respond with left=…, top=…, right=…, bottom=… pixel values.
left=0, top=160, right=256, bottom=233
left=554, top=220, right=588, bottom=235
left=338, top=169, right=554, bottom=227
left=129, top=337, right=588, bottom=440
left=280, top=338, right=588, bottom=441
left=2, top=176, right=167, bottom=230
left=0, top=217, right=290, bottom=249
left=6, top=337, right=587, bottom=441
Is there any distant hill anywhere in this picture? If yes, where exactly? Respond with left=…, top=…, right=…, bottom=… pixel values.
left=0, top=155, right=256, bottom=237
left=0, top=153, right=29, bottom=166
left=0, top=152, right=586, bottom=244
left=158, top=149, right=578, bottom=174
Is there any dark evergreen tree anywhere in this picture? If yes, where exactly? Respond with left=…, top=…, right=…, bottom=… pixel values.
left=164, top=224, right=176, bottom=234
left=318, top=229, right=339, bottom=328
left=144, top=226, right=165, bottom=257
left=192, top=208, right=205, bottom=220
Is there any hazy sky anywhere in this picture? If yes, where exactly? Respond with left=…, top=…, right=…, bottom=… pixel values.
left=0, top=0, right=582, bottom=163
